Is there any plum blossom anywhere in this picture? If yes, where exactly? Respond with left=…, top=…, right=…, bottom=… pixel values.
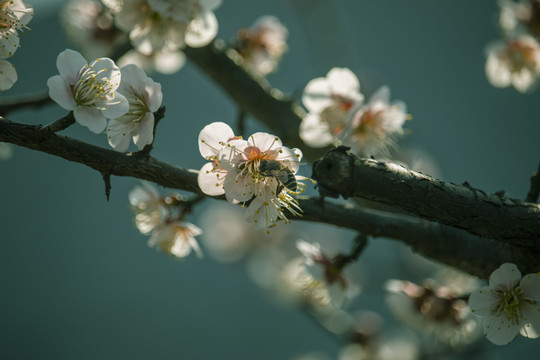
left=0, top=0, right=33, bottom=59
left=234, top=16, right=288, bottom=75
left=385, top=279, right=482, bottom=348
left=118, top=48, right=186, bottom=75
left=107, top=64, right=162, bottom=152
left=217, top=131, right=305, bottom=228
left=295, top=240, right=359, bottom=307
left=340, top=86, right=408, bottom=157
left=47, top=49, right=129, bottom=133
left=485, top=35, right=540, bottom=92
left=0, top=141, right=13, bottom=160
left=468, top=263, right=540, bottom=345
left=0, top=58, right=16, bottom=90
left=104, top=0, right=221, bottom=56
left=300, top=67, right=364, bottom=148
left=60, top=0, right=126, bottom=60
left=129, top=182, right=203, bottom=259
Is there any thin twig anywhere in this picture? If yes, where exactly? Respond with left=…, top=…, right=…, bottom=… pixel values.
left=334, top=234, right=369, bottom=270
left=41, top=112, right=75, bottom=133
left=236, top=108, right=246, bottom=138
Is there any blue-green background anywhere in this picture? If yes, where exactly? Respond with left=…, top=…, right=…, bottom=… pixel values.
left=1, top=1, right=540, bottom=359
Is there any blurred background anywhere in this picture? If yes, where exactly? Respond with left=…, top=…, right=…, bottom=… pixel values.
left=1, top=0, right=540, bottom=359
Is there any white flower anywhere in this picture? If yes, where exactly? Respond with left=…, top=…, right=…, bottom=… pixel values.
left=197, top=121, right=240, bottom=196
left=340, top=86, right=408, bottom=157
left=295, top=240, right=359, bottom=307
left=107, top=64, right=162, bottom=152
left=217, top=132, right=304, bottom=228
left=118, top=48, right=186, bottom=75
left=0, top=58, right=16, bottom=90
left=149, top=220, right=203, bottom=259
left=60, top=0, right=126, bottom=60
left=385, top=279, right=482, bottom=348
left=468, top=263, right=540, bottom=345
left=105, top=0, right=221, bottom=55
left=47, top=49, right=129, bottom=133
left=235, top=16, right=288, bottom=75
left=129, top=181, right=167, bottom=234
left=300, top=67, right=364, bottom=148
left=0, top=0, right=33, bottom=59
left=485, top=35, right=540, bottom=93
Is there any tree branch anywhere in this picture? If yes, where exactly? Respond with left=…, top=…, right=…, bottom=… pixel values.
left=526, top=163, right=540, bottom=203
left=0, top=90, right=51, bottom=115
left=312, top=147, right=540, bottom=248
left=2, top=116, right=538, bottom=278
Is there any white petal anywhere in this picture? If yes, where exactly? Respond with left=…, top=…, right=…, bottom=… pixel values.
left=107, top=118, right=134, bottom=152
left=119, top=64, right=147, bottom=93
left=185, top=11, right=218, bottom=48
left=520, top=272, right=540, bottom=300
left=153, top=50, right=186, bottom=75
left=248, top=132, right=282, bottom=151
left=199, top=0, right=222, bottom=12
left=57, top=49, right=87, bottom=85
left=198, top=122, right=235, bottom=159
left=370, top=86, right=391, bottom=106
left=132, top=112, right=154, bottom=150
left=198, top=162, right=226, bottom=196
left=326, top=67, right=360, bottom=96
left=520, top=302, right=540, bottom=339
left=145, top=78, right=163, bottom=112
left=0, top=59, right=17, bottom=90
left=299, top=112, right=334, bottom=147
left=0, top=30, right=20, bottom=58
left=100, top=92, right=129, bottom=119
left=74, top=106, right=107, bottom=133
left=483, top=315, right=521, bottom=345
left=468, top=286, right=498, bottom=316
left=302, top=77, right=332, bottom=113
left=489, top=263, right=522, bottom=291
left=47, top=75, right=76, bottom=110
left=224, top=170, right=254, bottom=203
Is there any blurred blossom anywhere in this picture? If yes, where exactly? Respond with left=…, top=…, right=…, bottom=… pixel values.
left=485, top=34, right=540, bottom=92
left=340, top=86, right=408, bottom=158
left=234, top=15, right=288, bottom=75
left=103, top=0, right=221, bottom=56
left=0, top=142, right=13, bottom=160
left=47, top=49, right=129, bottom=133
left=385, top=279, right=482, bottom=348
left=129, top=182, right=203, bottom=259
left=295, top=240, right=360, bottom=307
left=469, top=263, right=540, bottom=345
left=61, top=0, right=126, bottom=60
left=300, top=67, right=364, bottom=148
left=499, top=0, right=540, bottom=38
left=0, top=0, right=33, bottom=59
left=118, top=48, right=186, bottom=75
left=107, top=64, right=163, bottom=152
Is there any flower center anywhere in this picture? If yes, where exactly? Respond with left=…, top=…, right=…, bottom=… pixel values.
left=491, top=285, right=523, bottom=325
left=73, top=60, right=115, bottom=107
left=0, top=2, right=21, bottom=36
left=505, top=40, right=539, bottom=72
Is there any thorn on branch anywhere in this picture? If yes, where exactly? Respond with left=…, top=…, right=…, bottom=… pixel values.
left=102, top=170, right=112, bottom=201
left=526, top=163, right=540, bottom=203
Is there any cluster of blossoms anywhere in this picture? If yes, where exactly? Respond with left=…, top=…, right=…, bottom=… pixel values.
left=485, top=0, right=540, bottom=92
left=47, top=49, right=163, bottom=152
left=91, top=0, right=222, bottom=74
left=0, top=0, right=33, bottom=90
left=197, top=122, right=307, bottom=228
left=233, top=15, right=288, bottom=76
left=468, top=263, right=540, bottom=345
left=300, top=67, right=408, bottom=158
left=129, top=181, right=203, bottom=259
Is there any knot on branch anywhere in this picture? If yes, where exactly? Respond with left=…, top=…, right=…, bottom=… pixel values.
left=312, top=146, right=355, bottom=198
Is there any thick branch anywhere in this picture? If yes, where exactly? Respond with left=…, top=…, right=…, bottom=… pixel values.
left=2, top=117, right=539, bottom=278
left=312, top=147, right=540, bottom=248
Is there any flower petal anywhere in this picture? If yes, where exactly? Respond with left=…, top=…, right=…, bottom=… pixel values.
left=185, top=11, right=218, bottom=48
left=248, top=132, right=282, bottom=151
left=119, top=63, right=147, bottom=93
left=302, top=77, right=332, bottom=113
left=47, top=75, right=76, bottom=110
left=145, top=77, right=163, bottom=112
left=0, top=59, right=17, bottom=91
left=100, top=92, right=129, bottom=119
left=469, top=286, right=498, bottom=316
left=57, top=49, right=88, bottom=85
left=519, top=302, right=540, bottom=339
left=489, top=263, right=522, bottom=291
left=198, top=122, right=235, bottom=159
left=0, top=30, right=20, bottom=58
left=299, top=112, right=334, bottom=148
left=198, top=162, right=226, bottom=196
left=326, top=67, right=360, bottom=96
left=74, top=105, right=107, bottom=133
left=520, top=272, right=540, bottom=300
left=483, top=314, right=521, bottom=345
left=132, top=112, right=154, bottom=150
left=107, top=118, right=134, bottom=152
